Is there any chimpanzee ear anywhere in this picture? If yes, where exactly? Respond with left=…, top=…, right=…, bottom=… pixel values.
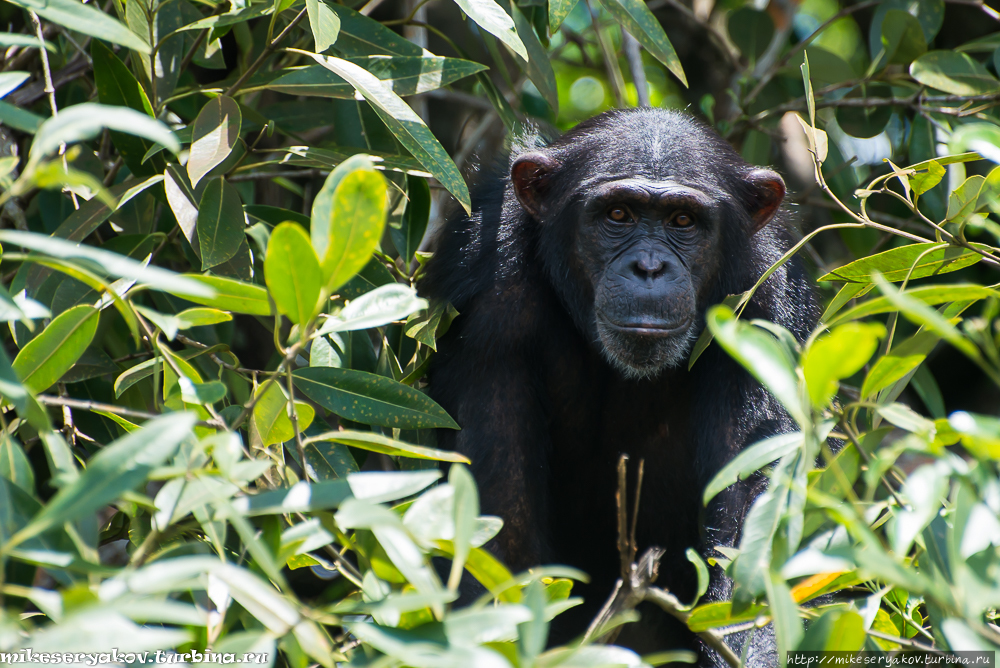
left=511, top=152, right=561, bottom=218
left=745, top=169, right=786, bottom=235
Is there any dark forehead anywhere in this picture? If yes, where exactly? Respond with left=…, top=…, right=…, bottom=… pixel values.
left=545, top=109, right=745, bottom=190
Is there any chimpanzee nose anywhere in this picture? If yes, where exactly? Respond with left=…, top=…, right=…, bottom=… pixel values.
left=631, top=252, right=667, bottom=281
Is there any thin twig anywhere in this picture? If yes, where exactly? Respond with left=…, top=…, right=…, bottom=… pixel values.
left=616, top=454, right=630, bottom=579
left=36, top=395, right=159, bottom=422
left=743, top=0, right=880, bottom=106
left=586, top=0, right=626, bottom=107
left=622, top=32, right=650, bottom=107
left=644, top=587, right=741, bottom=667
left=228, top=168, right=328, bottom=182
left=225, top=7, right=308, bottom=97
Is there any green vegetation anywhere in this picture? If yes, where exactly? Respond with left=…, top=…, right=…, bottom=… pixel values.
left=2, top=0, right=1000, bottom=664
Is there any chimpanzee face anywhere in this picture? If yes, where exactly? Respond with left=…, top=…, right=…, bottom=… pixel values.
left=574, top=176, right=722, bottom=377
left=509, top=111, right=784, bottom=379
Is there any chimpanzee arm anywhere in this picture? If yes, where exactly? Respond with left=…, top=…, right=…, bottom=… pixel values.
left=432, top=350, right=550, bottom=570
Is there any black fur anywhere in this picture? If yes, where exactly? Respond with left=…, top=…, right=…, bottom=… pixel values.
left=420, top=108, right=818, bottom=665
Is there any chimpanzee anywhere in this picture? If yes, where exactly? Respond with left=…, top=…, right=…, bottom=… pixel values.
left=419, top=108, right=817, bottom=665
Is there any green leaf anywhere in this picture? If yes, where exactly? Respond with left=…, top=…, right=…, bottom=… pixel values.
left=703, top=432, right=804, bottom=504
left=0, top=72, right=29, bottom=99
left=947, top=175, right=986, bottom=224
left=252, top=383, right=315, bottom=447
left=802, top=322, right=885, bottom=408
left=293, top=366, right=459, bottom=429
left=168, top=274, right=272, bottom=315
left=706, top=306, right=806, bottom=426
left=0, top=32, right=56, bottom=52
left=295, top=51, right=471, bottom=213
left=327, top=4, right=423, bottom=56
left=880, top=9, right=927, bottom=65
left=861, top=331, right=938, bottom=398
left=6, top=0, right=150, bottom=54
left=391, top=175, right=430, bottom=264
left=251, top=57, right=487, bottom=98
left=836, top=83, right=893, bottom=139
left=549, top=0, right=578, bottom=30
left=454, top=0, right=527, bottom=61
left=871, top=274, right=980, bottom=360
left=765, top=573, right=803, bottom=659
left=197, top=178, right=246, bottom=270
left=0, top=435, right=34, bottom=494
left=6, top=413, right=196, bottom=549
left=226, top=480, right=350, bottom=516
left=827, top=284, right=997, bottom=326
left=176, top=3, right=273, bottom=32
left=318, top=283, right=427, bottom=334
left=910, top=159, right=945, bottom=196
left=0, top=344, right=27, bottom=412
left=188, top=96, right=242, bottom=189
left=323, top=164, right=388, bottom=291
left=311, top=155, right=376, bottom=266
left=877, top=402, right=935, bottom=435
left=907, top=151, right=982, bottom=171
left=28, top=104, right=178, bottom=168
left=176, top=308, right=232, bottom=329
left=91, top=37, right=163, bottom=178
left=274, top=145, right=428, bottom=178
left=265, top=223, right=322, bottom=325
left=310, top=429, right=469, bottom=462
left=686, top=602, right=765, bottom=633
left=511, top=4, right=558, bottom=112
left=0, top=99, right=43, bottom=134
left=596, top=0, right=687, bottom=87
left=817, top=243, right=988, bottom=283
left=11, top=305, right=98, bottom=394
left=448, top=464, right=478, bottom=591
left=910, top=50, right=1000, bottom=96
left=306, top=0, right=341, bottom=52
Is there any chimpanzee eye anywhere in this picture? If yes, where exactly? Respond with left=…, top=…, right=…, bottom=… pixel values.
left=607, top=206, right=629, bottom=223
left=671, top=212, right=694, bottom=227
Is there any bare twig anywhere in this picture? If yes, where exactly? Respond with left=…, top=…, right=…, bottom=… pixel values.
left=586, top=0, right=626, bottom=107
left=36, top=395, right=159, bottom=422
left=225, top=7, right=308, bottom=97
left=622, top=32, right=650, bottom=108
left=645, top=587, right=742, bottom=667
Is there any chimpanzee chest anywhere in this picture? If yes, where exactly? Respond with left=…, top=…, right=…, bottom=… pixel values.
left=540, top=332, right=704, bottom=632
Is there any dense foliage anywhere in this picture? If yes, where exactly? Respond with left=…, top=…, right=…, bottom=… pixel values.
left=2, top=0, right=1000, bottom=664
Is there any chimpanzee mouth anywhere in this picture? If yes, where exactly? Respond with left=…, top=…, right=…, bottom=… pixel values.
left=595, top=314, right=697, bottom=378
left=601, top=316, right=692, bottom=337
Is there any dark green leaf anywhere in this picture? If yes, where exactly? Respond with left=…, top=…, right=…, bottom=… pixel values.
left=818, top=243, right=988, bottom=283
left=197, top=178, right=245, bottom=270
left=910, top=50, right=1000, bottom=96
left=596, top=0, right=686, bottom=86
left=188, top=96, right=242, bottom=188
left=7, top=0, right=150, bottom=53
left=512, top=4, right=557, bottom=112
left=293, top=366, right=459, bottom=429
left=7, top=413, right=196, bottom=548
left=880, top=9, right=927, bottom=65
left=454, top=0, right=527, bottom=60
left=296, top=51, right=471, bottom=213
left=391, top=175, right=430, bottom=264
left=168, top=274, right=272, bottom=315
left=11, top=305, right=98, bottom=394
left=250, top=57, right=487, bottom=99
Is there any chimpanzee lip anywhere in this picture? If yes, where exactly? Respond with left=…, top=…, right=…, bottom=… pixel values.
left=600, top=315, right=692, bottom=336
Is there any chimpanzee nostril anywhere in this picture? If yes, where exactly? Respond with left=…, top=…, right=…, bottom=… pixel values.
left=632, top=254, right=667, bottom=280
